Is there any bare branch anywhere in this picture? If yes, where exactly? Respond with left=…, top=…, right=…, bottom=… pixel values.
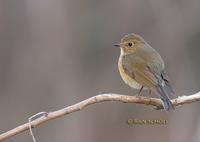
left=0, top=91, right=200, bottom=141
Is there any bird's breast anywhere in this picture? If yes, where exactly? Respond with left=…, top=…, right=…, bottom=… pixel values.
left=118, top=57, right=142, bottom=89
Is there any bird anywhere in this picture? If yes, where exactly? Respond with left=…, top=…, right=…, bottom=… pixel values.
left=115, top=33, right=174, bottom=111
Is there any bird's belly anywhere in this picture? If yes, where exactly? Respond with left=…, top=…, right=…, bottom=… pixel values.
left=124, top=77, right=142, bottom=89
left=118, top=63, right=142, bottom=89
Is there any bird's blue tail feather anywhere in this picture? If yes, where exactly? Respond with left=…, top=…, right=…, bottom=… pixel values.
left=156, top=83, right=174, bottom=111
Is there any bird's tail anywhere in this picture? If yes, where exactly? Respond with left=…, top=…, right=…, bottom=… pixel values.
left=156, top=84, right=174, bottom=111
left=160, top=97, right=174, bottom=111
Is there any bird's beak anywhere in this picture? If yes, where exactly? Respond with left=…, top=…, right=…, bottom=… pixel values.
left=114, top=43, right=121, bottom=47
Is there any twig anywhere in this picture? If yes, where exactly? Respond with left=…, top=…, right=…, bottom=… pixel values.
left=0, top=91, right=200, bottom=141
left=28, top=112, right=48, bottom=142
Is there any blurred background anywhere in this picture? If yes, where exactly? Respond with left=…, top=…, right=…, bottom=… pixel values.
left=0, top=0, right=200, bottom=142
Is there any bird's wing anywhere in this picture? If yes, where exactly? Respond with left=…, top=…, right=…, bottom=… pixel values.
left=146, top=57, right=175, bottom=98
left=133, top=66, right=159, bottom=89
left=122, top=55, right=159, bottom=88
left=161, top=71, right=175, bottom=98
left=132, top=66, right=171, bottom=99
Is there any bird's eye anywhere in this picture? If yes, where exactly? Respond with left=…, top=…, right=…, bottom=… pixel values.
left=128, top=42, right=133, bottom=47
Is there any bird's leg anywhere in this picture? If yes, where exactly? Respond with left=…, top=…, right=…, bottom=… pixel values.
left=137, top=86, right=144, bottom=96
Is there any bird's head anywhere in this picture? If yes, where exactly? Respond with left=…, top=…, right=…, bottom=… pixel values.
left=115, top=33, right=145, bottom=55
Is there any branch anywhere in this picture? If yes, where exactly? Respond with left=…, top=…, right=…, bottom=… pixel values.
left=1, top=91, right=200, bottom=141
